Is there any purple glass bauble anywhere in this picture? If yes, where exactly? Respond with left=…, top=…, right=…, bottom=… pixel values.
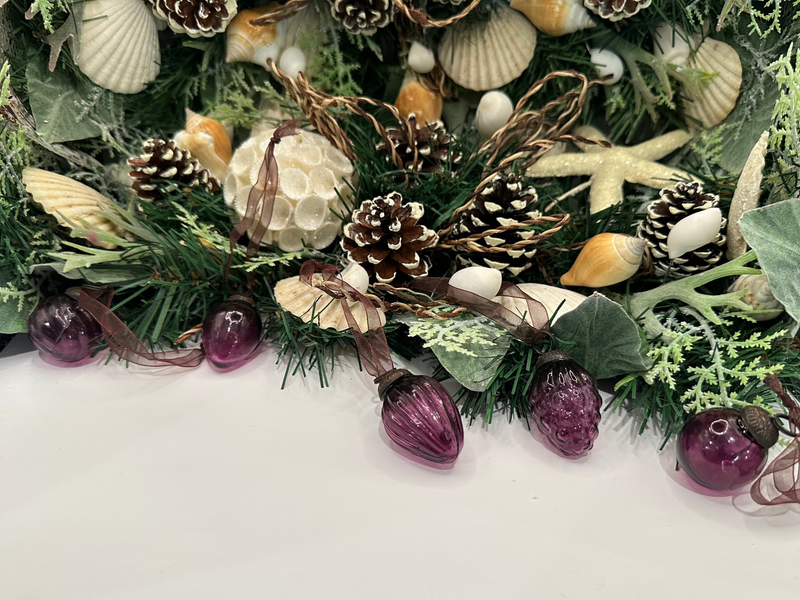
left=677, top=408, right=770, bottom=491
left=27, top=295, right=102, bottom=363
left=202, top=296, right=262, bottom=369
left=529, top=351, right=602, bottom=457
left=378, top=370, right=464, bottom=465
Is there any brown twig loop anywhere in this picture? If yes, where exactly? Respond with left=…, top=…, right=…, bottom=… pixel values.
left=392, top=0, right=482, bottom=28
left=435, top=214, right=570, bottom=252
left=249, top=0, right=310, bottom=26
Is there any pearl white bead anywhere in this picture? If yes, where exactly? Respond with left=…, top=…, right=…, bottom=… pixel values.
left=474, top=91, right=514, bottom=138
left=589, top=48, right=625, bottom=85
left=408, top=41, right=436, bottom=74
left=279, top=46, right=306, bottom=80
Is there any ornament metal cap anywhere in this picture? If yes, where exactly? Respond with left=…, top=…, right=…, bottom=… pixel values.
left=739, top=405, right=780, bottom=449
left=535, top=350, right=572, bottom=370
left=228, top=294, right=256, bottom=307
left=375, top=369, right=411, bottom=396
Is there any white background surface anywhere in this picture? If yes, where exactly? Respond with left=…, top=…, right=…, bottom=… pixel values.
left=1, top=336, right=799, bottom=600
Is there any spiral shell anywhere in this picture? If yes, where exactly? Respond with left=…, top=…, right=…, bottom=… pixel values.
left=561, top=233, right=646, bottom=287
left=728, top=274, right=784, bottom=321
left=510, top=0, right=595, bottom=37
left=173, top=109, right=232, bottom=182
left=225, top=5, right=286, bottom=66
left=394, top=74, right=443, bottom=125
left=438, top=4, right=537, bottom=91
left=683, top=36, right=742, bottom=129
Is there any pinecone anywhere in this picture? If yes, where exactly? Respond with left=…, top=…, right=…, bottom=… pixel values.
left=449, top=173, right=541, bottom=277
left=341, top=191, right=438, bottom=283
left=636, top=181, right=727, bottom=278
left=584, top=0, right=651, bottom=21
left=329, top=0, right=394, bottom=35
left=128, top=139, right=219, bottom=202
left=150, top=0, right=237, bottom=38
left=377, top=117, right=460, bottom=172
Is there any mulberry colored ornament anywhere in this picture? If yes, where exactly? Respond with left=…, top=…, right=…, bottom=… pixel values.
left=584, top=0, right=651, bottom=22
left=376, top=116, right=456, bottom=172
left=329, top=0, right=394, bottom=36
left=28, top=295, right=103, bottom=364
left=150, top=0, right=238, bottom=38
left=450, top=173, right=541, bottom=277
left=128, top=139, right=219, bottom=202
left=202, top=296, right=262, bottom=369
left=636, top=181, right=727, bottom=278
left=528, top=351, right=602, bottom=456
left=341, top=192, right=438, bottom=284
left=377, top=369, right=464, bottom=464
left=677, top=407, right=776, bottom=491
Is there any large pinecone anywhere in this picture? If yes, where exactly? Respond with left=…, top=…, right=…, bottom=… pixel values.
left=330, top=0, right=394, bottom=35
left=128, top=139, right=219, bottom=202
left=449, top=173, right=541, bottom=277
left=341, top=191, right=438, bottom=283
left=584, top=0, right=651, bottom=21
left=150, top=0, right=237, bottom=37
left=377, top=117, right=459, bottom=172
left=636, top=181, right=727, bottom=278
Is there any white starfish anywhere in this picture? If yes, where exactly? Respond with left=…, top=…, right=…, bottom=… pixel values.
left=526, top=126, right=695, bottom=214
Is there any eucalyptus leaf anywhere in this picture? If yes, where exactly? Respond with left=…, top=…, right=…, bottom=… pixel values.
left=717, top=80, right=779, bottom=174
left=739, top=198, right=800, bottom=326
left=31, top=261, right=150, bottom=285
left=552, top=292, right=650, bottom=380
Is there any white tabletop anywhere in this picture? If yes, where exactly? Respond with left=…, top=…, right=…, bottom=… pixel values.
left=1, top=335, right=798, bottom=600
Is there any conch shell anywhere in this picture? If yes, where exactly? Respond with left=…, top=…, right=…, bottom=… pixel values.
left=493, top=283, right=586, bottom=324
left=683, top=36, right=742, bottom=129
left=225, top=5, right=286, bottom=66
left=394, top=74, right=443, bottom=125
left=561, top=233, right=646, bottom=287
left=274, top=263, right=386, bottom=331
left=173, top=109, right=232, bottom=182
left=510, top=0, right=595, bottom=37
left=728, top=274, right=784, bottom=321
left=22, top=167, right=125, bottom=250
left=438, top=4, right=537, bottom=91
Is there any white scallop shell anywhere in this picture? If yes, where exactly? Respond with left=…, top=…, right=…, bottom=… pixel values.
left=438, top=4, right=537, bottom=91
left=474, top=90, right=514, bottom=138
left=22, top=167, right=125, bottom=250
left=653, top=23, right=690, bottom=66
left=728, top=274, right=784, bottom=321
left=493, top=283, right=586, bottom=324
left=449, top=266, right=503, bottom=300
left=274, top=263, right=386, bottom=331
left=75, top=0, right=161, bottom=94
left=683, top=36, right=742, bottom=129
left=667, top=207, right=722, bottom=259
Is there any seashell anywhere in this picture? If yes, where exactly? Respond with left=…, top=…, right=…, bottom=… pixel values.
left=683, top=36, right=742, bottom=129
left=667, top=207, right=722, bottom=259
left=449, top=266, right=503, bottom=300
left=653, top=23, right=690, bottom=66
left=22, top=167, right=125, bottom=250
left=74, top=0, right=161, bottom=94
left=393, top=74, right=443, bottom=125
left=561, top=233, right=646, bottom=287
left=589, top=48, right=624, bottom=85
left=408, top=41, right=436, bottom=74
left=438, top=4, right=537, bottom=92
left=474, top=90, right=514, bottom=138
left=274, top=262, right=386, bottom=331
left=727, top=131, right=769, bottom=260
left=173, top=109, right=232, bottom=182
left=278, top=46, right=306, bottom=80
left=225, top=5, right=287, bottom=66
left=728, top=275, right=784, bottom=321
left=493, top=283, right=586, bottom=324
left=510, top=0, right=595, bottom=37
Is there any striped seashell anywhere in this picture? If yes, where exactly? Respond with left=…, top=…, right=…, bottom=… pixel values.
left=510, top=0, right=595, bottom=37
left=683, top=36, right=742, bottom=129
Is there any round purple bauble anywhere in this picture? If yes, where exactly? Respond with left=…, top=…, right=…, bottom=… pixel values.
left=27, top=295, right=102, bottom=363
left=677, top=407, right=774, bottom=491
left=529, top=351, right=602, bottom=457
left=202, top=296, right=262, bottom=369
left=377, top=369, right=464, bottom=465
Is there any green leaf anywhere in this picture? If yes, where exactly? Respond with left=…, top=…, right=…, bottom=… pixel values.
left=0, top=269, right=36, bottom=334
left=552, top=292, right=651, bottom=380
left=739, top=198, right=800, bottom=325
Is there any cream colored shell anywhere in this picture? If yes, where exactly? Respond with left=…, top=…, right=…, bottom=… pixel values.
left=274, top=263, right=386, bottom=331
left=394, top=74, right=443, bottom=125
left=493, top=283, right=586, bottom=324
left=727, top=131, right=769, bottom=260
left=666, top=207, right=723, bottom=259
left=438, top=4, right=537, bottom=91
left=22, top=167, right=125, bottom=250
left=510, top=0, right=595, bottom=37
left=224, top=128, right=354, bottom=252
left=75, top=0, right=161, bottom=94
left=683, top=36, right=742, bottom=129
left=174, top=109, right=232, bottom=182
left=225, top=6, right=287, bottom=66
left=728, top=274, right=784, bottom=321
left=561, top=233, right=646, bottom=288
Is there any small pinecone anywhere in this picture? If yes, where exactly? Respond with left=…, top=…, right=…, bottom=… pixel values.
left=377, top=117, right=459, bottom=172
left=449, top=173, right=541, bottom=277
left=636, top=181, right=727, bottom=278
left=584, top=0, right=652, bottom=21
left=341, top=191, right=438, bottom=283
left=329, top=0, right=394, bottom=35
left=149, top=0, right=236, bottom=37
left=128, top=139, right=219, bottom=202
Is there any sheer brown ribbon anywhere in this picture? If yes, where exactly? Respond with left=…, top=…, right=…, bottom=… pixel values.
left=226, top=120, right=301, bottom=280
left=408, top=278, right=550, bottom=345
left=751, top=375, right=800, bottom=506
left=66, top=287, right=205, bottom=368
left=298, top=261, right=394, bottom=378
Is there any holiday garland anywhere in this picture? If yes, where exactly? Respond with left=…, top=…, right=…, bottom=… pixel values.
left=2, top=0, right=800, bottom=505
